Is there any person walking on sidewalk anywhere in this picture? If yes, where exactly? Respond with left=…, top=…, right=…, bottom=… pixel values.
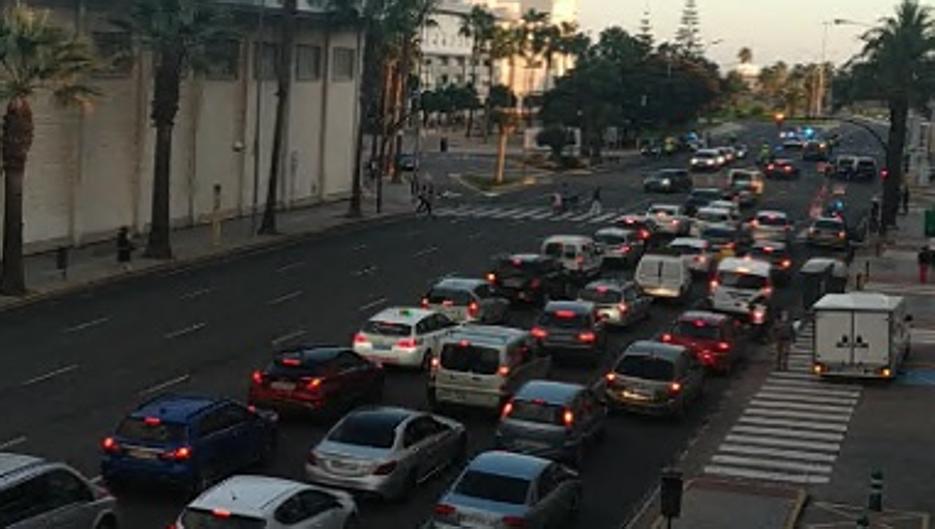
left=589, top=186, right=603, bottom=216
left=902, top=185, right=910, bottom=215
left=773, top=310, right=793, bottom=371
left=116, top=227, right=135, bottom=271
left=918, top=246, right=930, bottom=284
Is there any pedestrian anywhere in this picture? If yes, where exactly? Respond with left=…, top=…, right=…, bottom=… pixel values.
left=902, top=185, right=910, bottom=215
left=918, top=246, right=930, bottom=284
left=589, top=186, right=603, bottom=216
left=773, top=310, right=794, bottom=371
left=116, top=227, right=135, bottom=271
left=551, top=191, right=564, bottom=214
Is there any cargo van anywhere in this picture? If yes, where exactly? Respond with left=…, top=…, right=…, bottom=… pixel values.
left=541, top=235, right=603, bottom=281
left=813, top=293, right=911, bottom=379
left=635, top=253, right=691, bottom=301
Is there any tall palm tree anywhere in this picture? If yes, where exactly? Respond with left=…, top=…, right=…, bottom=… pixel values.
left=854, top=0, right=935, bottom=225
left=516, top=9, right=548, bottom=98
left=738, top=46, right=753, bottom=64
left=459, top=5, right=495, bottom=137
left=490, top=24, right=520, bottom=184
left=118, top=0, right=230, bottom=259
left=0, top=5, right=96, bottom=295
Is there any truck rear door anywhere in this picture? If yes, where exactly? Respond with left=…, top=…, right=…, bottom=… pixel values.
left=815, top=310, right=853, bottom=365
left=853, top=311, right=890, bottom=367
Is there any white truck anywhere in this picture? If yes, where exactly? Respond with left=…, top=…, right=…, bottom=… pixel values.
left=813, top=293, right=912, bottom=379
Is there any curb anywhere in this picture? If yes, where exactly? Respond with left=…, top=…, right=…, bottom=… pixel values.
left=0, top=211, right=414, bottom=313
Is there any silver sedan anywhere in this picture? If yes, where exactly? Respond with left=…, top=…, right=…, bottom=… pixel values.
left=306, top=407, right=467, bottom=500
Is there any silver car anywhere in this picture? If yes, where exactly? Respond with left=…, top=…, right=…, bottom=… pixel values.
left=0, top=453, right=118, bottom=529
left=576, top=280, right=651, bottom=327
left=429, top=451, right=582, bottom=529
left=306, top=407, right=466, bottom=500
left=422, top=277, right=510, bottom=324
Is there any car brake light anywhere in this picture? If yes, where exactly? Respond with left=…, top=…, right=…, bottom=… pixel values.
left=763, top=246, right=774, bottom=253
left=701, top=352, right=714, bottom=364
left=304, top=377, right=323, bottom=390
left=596, top=285, right=609, bottom=293
left=497, top=365, right=510, bottom=377
left=725, top=242, right=735, bottom=249
left=838, top=231, right=846, bottom=239
left=251, top=370, right=265, bottom=385
left=639, top=229, right=650, bottom=240
left=717, top=341, right=731, bottom=351
left=420, top=297, right=429, bottom=308
left=396, top=337, right=420, bottom=349
left=486, top=272, right=496, bottom=283
left=468, top=301, right=479, bottom=316
left=781, top=259, right=792, bottom=269
left=767, top=164, right=775, bottom=170
left=281, top=357, right=302, bottom=367
left=578, top=331, right=596, bottom=343
left=762, top=286, right=773, bottom=296
left=555, top=310, right=576, bottom=318
left=784, top=166, right=792, bottom=172
left=170, top=446, right=192, bottom=461
left=752, top=309, right=766, bottom=325
left=434, top=503, right=457, bottom=517
left=622, top=244, right=631, bottom=253
left=618, top=303, right=628, bottom=313
left=709, top=279, right=719, bottom=292
left=668, top=382, right=682, bottom=395
left=101, top=437, right=120, bottom=454
left=373, top=461, right=398, bottom=475
left=442, top=300, right=454, bottom=307
left=212, top=509, right=231, bottom=519
left=813, top=363, right=825, bottom=375
left=661, top=333, right=672, bottom=343
left=605, top=372, right=617, bottom=383
left=501, top=400, right=514, bottom=418
left=531, top=327, right=548, bottom=339
left=354, top=332, right=369, bottom=344
left=430, top=356, right=440, bottom=368
left=562, top=409, right=574, bottom=428
left=144, top=417, right=161, bottom=426
left=751, top=219, right=759, bottom=228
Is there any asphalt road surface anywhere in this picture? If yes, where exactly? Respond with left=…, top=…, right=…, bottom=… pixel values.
left=0, top=121, right=883, bottom=529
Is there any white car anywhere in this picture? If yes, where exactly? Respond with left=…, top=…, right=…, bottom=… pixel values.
left=668, top=237, right=714, bottom=275
left=690, top=207, right=734, bottom=237
left=354, top=307, right=458, bottom=369
left=709, top=257, right=773, bottom=325
left=750, top=210, right=792, bottom=243
left=707, top=200, right=742, bottom=222
left=647, top=204, right=690, bottom=236
left=174, top=475, right=356, bottom=529
left=691, top=148, right=725, bottom=170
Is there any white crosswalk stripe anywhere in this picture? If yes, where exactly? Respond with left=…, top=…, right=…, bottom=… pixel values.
left=588, top=212, right=620, bottom=224
left=433, top=204, right=627, bottom=224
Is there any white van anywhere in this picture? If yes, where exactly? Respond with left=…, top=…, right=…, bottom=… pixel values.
left=691, top=207, right=734, bottom=237
left=813, top=293, right=911, bottom=379
left=635, top=253, right=691, bottom=300
left=541, top=235, right=603, bottom=281
left=709, top=258, right=772, bottom=324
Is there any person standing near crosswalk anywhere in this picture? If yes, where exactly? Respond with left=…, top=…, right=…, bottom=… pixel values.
left=773, top=310, right=794, bottom=371
left=589, top=186, right=603, bottom=216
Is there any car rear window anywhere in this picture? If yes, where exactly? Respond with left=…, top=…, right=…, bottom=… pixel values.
left=693, top=190, right=722, bottom=200
left=508, top=400, right=564, bottom=425
left=649, top=207, right=676, bottom=216
left=180, top=509, right=266, bottom=529
left=538, top=311, right=590, bottom=328
left=363, top=321, right=412, bottom=337
left=495, top=258, right=541, bottom=277
left=615, top=356, right=675, bottom=381
left=857, top=160, right=876, bottom=169
left=696, top=152, right=716, bottom=159
left=268, top=354, right=330, bottom=378
left=454, top=470, right=531, bottom=505
left=671, top=244, right=702, bottom=255
left=117, top=418, right=187, bottom=443
left=578, top=287, right=622, bottom=304
left=594, top=233, right=626, bottom=245
left=327, top=414, right=399, bottom=448
left=757, top=215, right=787, bottom=226
left=440, top=344, right=501, bottom=375
left=750, top=248, right=785, bottom=261
left=717, top=271, right=768, bottom=289
left=676, top=321, right=723, bottom=340
left=697, top=211, right=728, bottom=223
left=815, top=220, right=844, bottom=230
left=732, top=173, right=752, bottom=183
left=427, top=288, right=472, bottom=305
left=702, top=228, right=734, bottom=241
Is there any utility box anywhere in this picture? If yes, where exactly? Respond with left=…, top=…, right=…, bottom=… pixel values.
left=925, top=208, right=935, bottom=237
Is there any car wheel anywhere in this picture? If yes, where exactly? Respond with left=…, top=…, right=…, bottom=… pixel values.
left=95, top=516, right=119, bottom=529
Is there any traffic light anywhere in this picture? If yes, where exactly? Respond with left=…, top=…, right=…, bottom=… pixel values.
left=880, top=168, right=889, bottom=180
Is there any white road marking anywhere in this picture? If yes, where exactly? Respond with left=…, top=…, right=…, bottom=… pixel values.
left=731, top=425, right=845, bottom=442
left=759, top=384, right=861, bottom=398
left=754, top=392, right=858, bottom=406
left=738, top=415, right=849, bottom=433
left=164, top=323, right=207, bottom=339
left=276, top=261, right=306, bottom=273
left=359, top=297, right=388, bottom=312
left=748, top=399, right=854, bottom=414
left=179, top=288, right=213, bottom=301
left=467, top=232, right=483, bottom=240
left=267, top=290, right=303, bottom=306
left=63, top=317, right=110, bottom=333
left=352, top=244, right=367, bottom=251
left=89, top=475, right=103, bottom=484
left=551, top=211, right=578, bottom=221
left=529, top=210, right=555, bottom=220
left=724, top=434, right=841, bottom=453
left=704, top=465, right=830, bottom=484
left=742, top=407, right=853, bottom=423
left=272, top=329, right=307, bottom=345
left=491, top=207, right=526, bottom=219
left=717, top=444, right=837, bottom=463
left=414, top=246, right=439, bottom=258
left=711, top=455, right=832, bottom=474
left=570, top=211, right=597, bottom=222
left=767, top=371, right=817, bottom=380
left=588, top=212, right=619, bottom=224
left=139, top=374, right=191, bottom=396
left=22, top=364, right=79, bottom=386
left=0, top=436, right=27, bottom=450
left=512, top=208, right=547, bottom=219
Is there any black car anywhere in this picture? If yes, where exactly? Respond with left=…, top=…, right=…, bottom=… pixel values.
left=684, top=188, right=726, bottom=217
left=531, top=301, right=607, bottom=366
left=764, top=159, right=800, bottom=179
left=802, top=140, right=830, bottom=161
left=643, top=169, right=693, bottom=193
left=486, top=254, right=572, bottom=305
left=396, top=153, right=418, bottom=172
left=745, top=240, right=794, bottom=284
left=701, top=224, right=752, bottom=254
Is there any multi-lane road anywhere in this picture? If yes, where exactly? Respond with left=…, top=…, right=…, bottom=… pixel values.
left=0, top=121, right=883, bottom=528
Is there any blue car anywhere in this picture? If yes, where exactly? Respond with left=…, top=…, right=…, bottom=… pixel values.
left=100, top=394, right=277, bottom=494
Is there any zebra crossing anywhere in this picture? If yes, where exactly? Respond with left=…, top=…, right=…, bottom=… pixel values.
left=434, top=204, right=624, bottom=224
left=788, top=320, right=815, bottom=373
left=863, top=281, right=935, bottom=298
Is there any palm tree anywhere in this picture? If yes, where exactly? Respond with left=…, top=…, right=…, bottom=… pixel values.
left=490, top=25, right=520, bottom=184
left=516, top=9, right=548, bottom=98
left=738, top=46, right=752, bottom=64
left=258, top=0, right=297, bottom=235
left=0, top=5, right=96, bottom=295
left=459, top=5, right=495, bottom=138
left=118, top=0, right=230, bottom=259
left=853, top=0, right=935, bottom=225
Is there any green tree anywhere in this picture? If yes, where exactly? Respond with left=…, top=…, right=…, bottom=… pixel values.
left=738, top=46, right=753, bottom=64
left=674, top=0, right=701, bottom=56
left=490, top=25, right=520, bottom=183
left=0, top=5, right=96, bottom=295
left=118, top=0, right=230, bottom=259
left=459, top=5, right=495, bottom=137
left=536, top=125, right=570, bottom=160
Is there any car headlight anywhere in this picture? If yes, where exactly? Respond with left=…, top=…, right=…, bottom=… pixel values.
left=691, top=158, right=700, bottom=164
left=662, top=178, right=671, bottom=186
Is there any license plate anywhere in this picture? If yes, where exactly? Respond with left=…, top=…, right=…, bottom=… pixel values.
left=622, top=390, right=649, bottom=401
left=504, top=279, right=524, bottom=288
left=271, top=381, right=296, bottom=391
left=129, top=449, right=157, bottom=460
left=373, top=343, right=391, bottom=351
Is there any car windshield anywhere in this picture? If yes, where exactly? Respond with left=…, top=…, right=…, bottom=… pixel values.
left=508, top=400, right=564, bottom=425
left=427, top=287, right=472, bottom=305
left=697, top=211, right=728, bottom=222
left=757, top=215, right=787, bottom=227
left=454, top=470, right=531, bottom=505
left=180, top=509, right=267, bottom=529
left=696, top=152, right=716, bottom=159
left=615, top=356, right=675, bottom=381
left=815, top=220, right=843, bottom=230
left=440, top=343, right=501, bottom=375
left=717, top=271, right=768, bottom=289
left=538, top=310, right=590, bottom=329
left=702, top=228, right=734, bottom=241
left=857, top=160, right=875, bottom=169
left=328, top=414, right=398, bottom=448
left=579, top=287, right=622, bottom=304
left=362, top=320, right=412, bottom=337
left=116, top=417, right=187, bottom=443
left=676, top=321, right=722, bottom=340
left=543, top=243, right=563, bottom=258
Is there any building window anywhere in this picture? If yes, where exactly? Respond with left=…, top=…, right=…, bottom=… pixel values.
left=424, top=58, right=432, bottom=66
left=92, top=32, right=133, bottom=77
left=440, top=56, right=449, bottom=66
left=484, top=59, right=492, bottom=67
left=455, top=75, right=463, bottom=85
left=254, top=42, right=279, bottom=80
left=205, top=39, right=240, bottom=80
left=440, top=74, right=449, bottom=85
left=295, top=44, right=322, bottom=81
left=332, top=47, right=355, bottom=82
left=457, top=57, right=465, bottom=67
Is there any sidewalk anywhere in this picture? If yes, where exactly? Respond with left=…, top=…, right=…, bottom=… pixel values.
left=0, top=183, right=414, bottom=311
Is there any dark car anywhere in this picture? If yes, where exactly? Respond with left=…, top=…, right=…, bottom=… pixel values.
left=497, top=380, right=606, bottom=466
left=745, top=240, right=794, bottom=284
left=531, top=301, right=607, bottom=366
left=802, top=140, right=830, bottom=161
left=249, top=347, right=385, bottom=416
left=486, top=253, right=572, bottom=305
left=101, top=394, right=278, bottom=493
left=603, top=341, right=704, bottom=416
left=701, top=224, right=751, bottom=254
left=854, top=157, right=878, bottom=182
left=396, top=153, right=418, bottom=172
left=683, top=188, right=726, bottom=217
left=615, top=214, right=660, bottom=245
left=593, top=227, right=645, bottom=267
left=765, top=159, right=800, bottom=179
left=643, top=169, right=693, bottom=193
left=807, top=217, right=848, bottom=249
left=660, top=311, right=743, bottom=373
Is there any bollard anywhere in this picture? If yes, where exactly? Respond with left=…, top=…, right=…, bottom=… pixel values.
left=856, top=514, right=870, bottom=528
left=869, top=470, right=883, bottom=512
left=865, top=260, right=871, bottom=281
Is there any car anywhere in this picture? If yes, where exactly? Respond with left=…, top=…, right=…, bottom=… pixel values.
left=396, top=153, right=418, bottom=172
left=496, top=380, right=606, bottom=466
left=430, top=451, right=583, bottom=529
left=172, top=475, right=356, bottom=529
left=709, top=257, right=773, bottom=329
left=646, top=204, right=690, bottom=236
left=635, top=252, right=692, bottom=301
left=807, top=216, right=848, bottom=249
left=593, top=227, right=644, bottom=267
left=690, top=149, right=724, bottom=171
left=429, top=325, right=551, bottom=411
left=764, top=159, right=800, bottom=179
left=0, top=452, right=118, bottom=529
left=421, top=277, right=510, bottom=324
left=723, top=186, right=756, bottom=209
left=802, top=140, right=830, bottom=161
left=854, top=156, right=878, bottom=182
left=823, top=196, right=847, bottom=220
left=745, top=240, right=794, bottom=284
left=541, top=235, right=604, bottom=282
left=717, top=146, right=736, bottom=164
left=782, top=137, right=805, bottom=150
left=354, top=308, right=458, bottom=370
left=250, top=347, right=385, bottom=414
left=683, top=188, right=725, bottom=217
left=749, top=210, right=792, bottom=243
left=727, top=170, right=764, bottom=206
left=602, top=341, right=704, bottom=416
left=668, top=237, right=715, bottom=276
left=486, top=254, right=574, bottom=305
left=700, top=223, right=751, bottom=255
left=639, top=140, right=663, bottom=157
left=833, top=155, right=858, bottom=179
left=306, top=407, right=466, bottom=500
left=691, top=207, right=734, bottom=237
left=707, top=200, right=742, bottom=223
left=643, top=169, right=693, bottom=193
left=531, top=301, right=607, bottom=366
left=660, top=311, right=743, bottom=373
left=734, top=144, right=749, bottom=159
left=101, top=394, right=278, bottom=494
left=615, top=214, right=659, bottom=244
left=576, top=279, right=651, bottom=327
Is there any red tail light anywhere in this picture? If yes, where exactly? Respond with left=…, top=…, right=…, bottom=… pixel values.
left=618, top=303, right=628, bottom=313
left=434, top=503, right=457, bottom=517
left=304, top=377, right=323, bottom=391
left=530, top=278, right=541, bottom=289
left=562, top=409, right=575, bottom=428
left=701, top=352, right=714, bottom=364
left=503, top=516, right=527, bottom=528
left=354, top=332, right=369, bottom=344
left=144, top=417, right=162, bottom=426
left=531, top=327, right=548, bottom=339
left=430, top=356, right=440, bottom=369
left=767, top=164, right=775, bottom=171
left=486, top=272, right=496, bottom=283
left=501, top=400, right=514, bottom=418
left=784, top=166, right=792, bottom=173
left=668, top=382, right=682, bottom=395
left=605, top=372, right=617, bottom=383
left=160, top=446, right=192, bottom=461
left=373, top=461, right=398, bottom=475
left=251, top=370, right=265, bottom=385
left=281, top=357, right=302, bottom=367
left=717, top=341, right=731, bottom=351
left=661, top=333, right=672, bottom=343
left=709, top=279, right=719, bottom=292
left=555, top=310, right=576, bottom=318
left=781, top=259, right=792, bottom=269
left=639, top=229, right=650, bottom=240
left=497, top=365, right=510, bottom=377
left=420, top=297, right=429, bottom=308
left=396, top=337, right=419, bottom=349
left=837, top=231, right=846, bottom=239
left=212, top=509, right=231, bottom=519
left=468, top=301, right=479, bottom=317
left=101, top=437, right=121, bottom=454
left=622, top=244, right=632, bottom=253
left=578, top=331, right=596, bottom=343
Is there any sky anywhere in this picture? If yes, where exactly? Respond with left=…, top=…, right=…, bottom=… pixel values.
left=577, top=0, right=904, bottom=69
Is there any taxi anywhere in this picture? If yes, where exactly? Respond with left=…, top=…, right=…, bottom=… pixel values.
left=354, top=307, right=459, bottom=369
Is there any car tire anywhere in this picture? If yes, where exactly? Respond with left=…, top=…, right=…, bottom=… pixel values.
left=95, top=515, right=119, bottom=529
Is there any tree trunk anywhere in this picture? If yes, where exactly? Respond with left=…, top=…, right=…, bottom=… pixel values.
left=0, top=97, right=34, bottom=296
left=391, top=44, right=412, bottom=184
left=259, top=0, right=297, bottom=235
left=144, top=48, right=182, bottom=260
left=494, top=124, right=508, bottom=184
left=466, top=51, right=479, bottom=138
left=883, top=97, right=909, bottom=227
left=482, top=60, right=496, bottom=143
left=348, top=27, right=366, bottom=218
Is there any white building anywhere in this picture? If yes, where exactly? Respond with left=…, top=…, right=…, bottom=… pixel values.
left=908, top=101, right=934, bottom=185
left=421, top=0, right=495, bottom=95
left=0, top=0, right=364, bottom=255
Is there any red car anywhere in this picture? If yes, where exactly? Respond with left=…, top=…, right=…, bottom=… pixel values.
left=660, top=311, right=742, bottom=373
left=249, top=347, right=384, bottom=416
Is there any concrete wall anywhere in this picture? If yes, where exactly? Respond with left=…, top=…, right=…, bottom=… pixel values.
left=0, top=2, right=362, bottom=255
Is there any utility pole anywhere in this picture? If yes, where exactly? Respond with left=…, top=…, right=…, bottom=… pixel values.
left=251, top=0, right=266, bottom=233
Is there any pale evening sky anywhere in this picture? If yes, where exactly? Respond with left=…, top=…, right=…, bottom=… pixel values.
left=577, top=0, right=909, bottom=69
